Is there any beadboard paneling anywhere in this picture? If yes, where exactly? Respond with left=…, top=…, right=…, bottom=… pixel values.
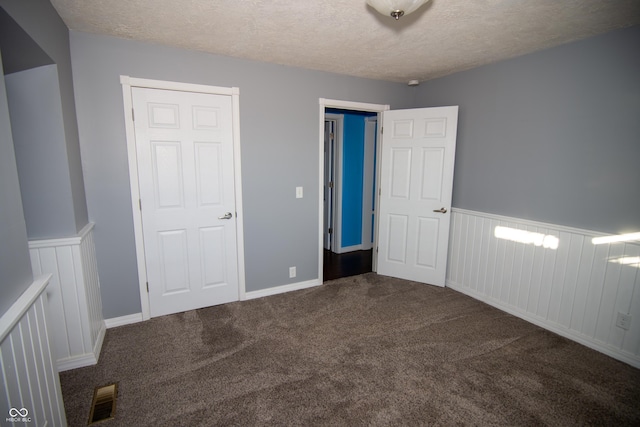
left=80, top=229, right=104, bottom=354
left=29, top=223, right=105, bottom=371
left=0, top=275, right=67, bottom=427
left=447, top=208, right=640, bottom=368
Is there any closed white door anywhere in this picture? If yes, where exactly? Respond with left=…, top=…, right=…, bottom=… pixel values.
left=377, top=106, right=458, bottom=286
left=132, top=87, right=239, bottom=317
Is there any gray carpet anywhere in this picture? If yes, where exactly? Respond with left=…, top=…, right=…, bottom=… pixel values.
left=60, top=273, right=640, bottom=426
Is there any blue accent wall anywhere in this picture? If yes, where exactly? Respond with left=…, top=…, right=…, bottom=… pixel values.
left=341, top=113, right=365, bottom=247
left=327, top=109, right=377, bottom=249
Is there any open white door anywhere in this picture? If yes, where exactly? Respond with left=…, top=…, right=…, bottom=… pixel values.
left=377, top=106, right=458, bottom=286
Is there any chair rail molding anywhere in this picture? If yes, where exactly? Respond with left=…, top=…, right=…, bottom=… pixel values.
left=0, top=274, right=68, bottom=426
left=29, top=222, right=106, bottom=371
left=447, top=208, right=640, bottom=368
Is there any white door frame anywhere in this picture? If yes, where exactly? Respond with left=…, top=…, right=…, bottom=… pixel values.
left=318, top=98, right=389, bottom=282
left=121, top=76, right=246, bottom=321
left=362, top=116, right=377, bottom=251
left=325, top=113, right=345, bottom=253
left=324, top=115, right=342, bottom=252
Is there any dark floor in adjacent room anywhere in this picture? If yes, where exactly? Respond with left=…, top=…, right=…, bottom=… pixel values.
left=323, top=249, right=372, bottom=281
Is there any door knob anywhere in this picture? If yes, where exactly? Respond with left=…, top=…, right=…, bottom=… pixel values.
left=218, top=212, right=233, bottom=220
left=433, top=207, right=448, bottom=214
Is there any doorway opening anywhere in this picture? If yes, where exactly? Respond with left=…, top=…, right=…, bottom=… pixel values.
left=318, top=99, right=390, bottom=282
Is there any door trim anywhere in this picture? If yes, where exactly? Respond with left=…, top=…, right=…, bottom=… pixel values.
left=325, top=113, right=344, bottom=253
left=121, top=76, right=246, bottom=321
left=362, top=117, right=377, bottom=251
left=318, top=98, right=389, bottom=282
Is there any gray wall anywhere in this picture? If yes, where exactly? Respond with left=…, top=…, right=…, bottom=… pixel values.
left=69, top=31, right=414, bottom=318
left=415, top=25, right=640, bottom=235
left=0, top=7, right=53, bottom=74
left=6, top=65, right=77, bottom=239
left=0, top=50, right=33, bottom=316
left=0, top=0, right=88, bottom=235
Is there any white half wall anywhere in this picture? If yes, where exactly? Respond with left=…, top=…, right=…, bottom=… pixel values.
left=447, top=208, right=640, bottom=368
left=29, top=223, right=105, bottom=371
left=0, top=275, right=67, bottom=426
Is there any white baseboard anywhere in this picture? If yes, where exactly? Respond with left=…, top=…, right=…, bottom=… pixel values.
left=57, top=353, right=99, bottom=372
left=447, top=280, right=640, bottom=369
left=446, top=207, right=640, bottom=369
left=105, top=312, right=144, bottom=328
left=244, top=279, right=321, bottom=301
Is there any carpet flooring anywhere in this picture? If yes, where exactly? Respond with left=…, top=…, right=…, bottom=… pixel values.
left=60, top=273, right=640, bottom=426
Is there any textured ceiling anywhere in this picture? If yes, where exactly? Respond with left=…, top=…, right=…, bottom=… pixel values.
left=51, top=0, right=640, bottom=83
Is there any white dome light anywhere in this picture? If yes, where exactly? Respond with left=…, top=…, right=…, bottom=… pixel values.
left=366, top=0, right=432, bottom=20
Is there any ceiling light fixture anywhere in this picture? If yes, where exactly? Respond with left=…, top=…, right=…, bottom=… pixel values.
left=367, top=0, right=431, bottom=20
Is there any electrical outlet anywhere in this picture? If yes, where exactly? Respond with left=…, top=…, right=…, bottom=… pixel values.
left=289, top=266, right=296, bottom=278
left=296, top=187, right=303, bottom=198
left=616, top=312, right=631, bottom=331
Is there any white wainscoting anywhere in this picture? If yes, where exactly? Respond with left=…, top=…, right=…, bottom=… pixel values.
left=29, top=223, right=106, bottom=371
left=0, top=275, right=67, bottom=426
left=447, top=208, right=640, bottom=368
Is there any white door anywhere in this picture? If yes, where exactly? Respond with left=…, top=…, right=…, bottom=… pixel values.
left=132, top=87, right=239, bottom=317
left=377, top=106, right=458, bottom=286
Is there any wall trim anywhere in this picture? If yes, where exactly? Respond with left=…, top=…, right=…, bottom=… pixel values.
left=448, top=281, right=640, bottom=369
left=0, top=274, right=67, bottom=426
left=244, top=279, right=321, bottom=301
left=120, top=75, right=237, bottom=96
left=105, top=312, right=144, bottom=328
left=28, top=222, right=95, bottom=249
left=0, top=274, right=51, bottom=342
left=452, top=208, right=610, bottom=239
left=29, top=224, right=106, bottom=372
left=326, top=113, right=344, bottom=253
left=361, top=117, right=377, bottom=251
left=447, top=207, right=640, bottom=369
left=57, top=351, right=98, bottom=372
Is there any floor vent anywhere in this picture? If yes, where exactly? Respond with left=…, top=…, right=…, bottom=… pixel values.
left=88, top=383, right=118, bottom=425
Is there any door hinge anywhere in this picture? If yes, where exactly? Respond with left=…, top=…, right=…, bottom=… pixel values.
left=330, top=132, right=334, bottom=138
left=139, top=199, right=142, bottom=211
left=328, top=228, right=333, bottom=234
left=379, top=188, right=381, bottom=196
left=328, top=181, right=334, bottom=188
left=381, top=127, right=383, bottom=134
left=146, top=282, right=149, bottom=292
left=376, top=246, right=379, bottom=253
left=132, top=108, right=135, bottom=121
